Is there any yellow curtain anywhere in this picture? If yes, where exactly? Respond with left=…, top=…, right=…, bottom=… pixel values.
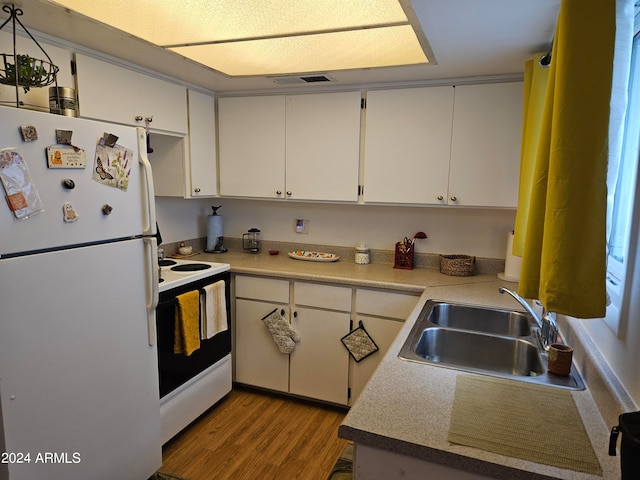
left=513, top=55, right=550, bottom=256
left=516, top=0, right=616, bottom=318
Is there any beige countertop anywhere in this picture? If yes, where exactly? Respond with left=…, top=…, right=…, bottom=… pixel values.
left=193, top=250, right=619, bottom=479
left=339, top=284, right=618, bottom=480
left=196, top=249, right=500, bottom=292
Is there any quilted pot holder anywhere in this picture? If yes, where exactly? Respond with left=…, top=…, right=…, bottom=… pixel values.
left=261, top=307, right=300, bottom=354
left=341, top=320, right=379, bottom=362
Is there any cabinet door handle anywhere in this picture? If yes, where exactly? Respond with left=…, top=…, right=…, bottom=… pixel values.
left=135, top=115, right=143, bottom=122
left=276, top=190, right=282, bottom=195
left=450, top=196, right=457, bottom=202
left=293, top=311, right=298, bottom=318
left=194, top=187, right=201, bottom=193
left=437, top=195, right=444, bottom=201
left=286, top=191, right=292, bottom=196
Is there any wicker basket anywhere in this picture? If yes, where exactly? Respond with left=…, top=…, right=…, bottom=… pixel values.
left=439, top=254, right=475, bottom=276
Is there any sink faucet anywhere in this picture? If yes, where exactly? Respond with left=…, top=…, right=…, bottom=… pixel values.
left=498, top=287, right=558, bottom=350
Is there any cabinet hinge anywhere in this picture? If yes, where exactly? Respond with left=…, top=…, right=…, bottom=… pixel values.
left=358, top=185, right=364, bottom=196
left=361, top=98, right=366, bottom=109
left=70, top=60, right=76, bottom=76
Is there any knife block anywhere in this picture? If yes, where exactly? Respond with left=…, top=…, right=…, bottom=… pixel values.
left=393, top=242, right=414, bottom=270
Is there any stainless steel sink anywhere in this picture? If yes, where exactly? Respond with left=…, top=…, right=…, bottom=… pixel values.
left=398, top=300, right=585, bottom=390
left=414, top=327, right=544, bottom=376
left=428, top=303, right=531, bottom=336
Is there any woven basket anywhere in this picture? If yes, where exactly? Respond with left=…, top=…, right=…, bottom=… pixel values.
left=440, top=254, right=475, bottom=276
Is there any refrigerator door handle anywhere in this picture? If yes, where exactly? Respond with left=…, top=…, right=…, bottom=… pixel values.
left=138, top=128, right=157, bottom=237
left=144, top=236, right=159, bottom=346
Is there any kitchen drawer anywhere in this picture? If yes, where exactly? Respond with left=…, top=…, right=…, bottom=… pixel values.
left=235, top=276, right=289, bottom=303
left=356, top=289, right=418, bottom=320
left=294, top=281, right=352, bottom=312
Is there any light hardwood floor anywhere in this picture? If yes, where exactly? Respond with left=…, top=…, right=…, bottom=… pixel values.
left=160, top=386, right=349, bottom=480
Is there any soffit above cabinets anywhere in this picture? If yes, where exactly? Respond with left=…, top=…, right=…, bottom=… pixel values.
left=47, top=0, right=432, bottom=77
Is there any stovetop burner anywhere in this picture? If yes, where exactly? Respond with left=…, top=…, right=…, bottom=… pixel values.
left=159, top=259, right=177, bottom=267
left=171, top=263, right=212, bottom=272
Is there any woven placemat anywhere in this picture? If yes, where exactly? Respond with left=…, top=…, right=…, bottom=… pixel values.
left=448, top=375, right=602, bottom=475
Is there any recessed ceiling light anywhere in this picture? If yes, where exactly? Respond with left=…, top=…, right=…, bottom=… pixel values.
left=49, top=0, right=433, bottom=76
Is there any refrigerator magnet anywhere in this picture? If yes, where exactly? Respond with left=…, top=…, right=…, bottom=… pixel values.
left=62, top=202, right=79, bottom=222
left=55, top=129, right=73, bottom=145
left=47, top=146, right=86, bottom=169
left=19, top=125, right=38, bottom=142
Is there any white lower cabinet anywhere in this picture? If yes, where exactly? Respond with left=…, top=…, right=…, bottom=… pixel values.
left=349, top=315, right=404, bottom=405
left=234, top=276, right=351, bottom=405
left=235, top=299, right=290, bottom=392
left=235, top=276, right=290, bottom=392
left=290, top=307, right=350, bottom=404
left=349, top=289, right=418, bottom=404
left=234, top=275, right=418, bottom=406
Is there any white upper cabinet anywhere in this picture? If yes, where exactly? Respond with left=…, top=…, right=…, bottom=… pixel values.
left=448, top=82, right=523, bottom=207
left=218, top=92, right=361, bottom=201
left=363, top=83, right=523, bottom=208
left=218, top=95, right=286, bottom=198
left=186, top=89, right=217, bottom=197
left=363, top=86, right=455, bottom=205
left=285, top=91, right=361, bottom=202
left=74, top=53, right=187, bottom=134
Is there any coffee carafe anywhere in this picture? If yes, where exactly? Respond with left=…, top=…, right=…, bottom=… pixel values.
left=242, top=228, right=261, bottom=253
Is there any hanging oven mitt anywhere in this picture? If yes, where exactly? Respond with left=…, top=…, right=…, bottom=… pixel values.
left=261, top=308, right=300, bottom=354
left=341, top=320, right=379, bottom=362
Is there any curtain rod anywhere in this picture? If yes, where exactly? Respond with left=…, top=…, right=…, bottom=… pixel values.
left=539, top=38, right=553, bottom=66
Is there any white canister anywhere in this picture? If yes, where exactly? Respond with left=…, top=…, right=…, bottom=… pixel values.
left=355, top=242, right=370, bottom=264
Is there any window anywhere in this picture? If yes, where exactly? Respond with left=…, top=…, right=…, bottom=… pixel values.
left=606, top=5, right=640, bottom=334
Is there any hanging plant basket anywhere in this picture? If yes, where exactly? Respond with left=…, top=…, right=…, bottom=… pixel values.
left=0, top=53, right=59, bottom=93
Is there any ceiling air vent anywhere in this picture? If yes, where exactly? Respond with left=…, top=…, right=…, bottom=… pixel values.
left=270, top=74, right=336, bottom=85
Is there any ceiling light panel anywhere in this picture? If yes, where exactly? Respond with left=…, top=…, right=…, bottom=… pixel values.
left=171, top=26, right=427, bottom=76
left=50, top=0, right=409, bottom=45
left=49, top=0, right=431, bottom=76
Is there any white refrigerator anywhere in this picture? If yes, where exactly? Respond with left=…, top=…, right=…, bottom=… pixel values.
left=0, top=107, right=161, bottom=480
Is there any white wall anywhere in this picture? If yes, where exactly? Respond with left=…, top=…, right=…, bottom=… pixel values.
left=156, top=197, right=516, bottom=258
left=579, top=239, right=640, bottom=406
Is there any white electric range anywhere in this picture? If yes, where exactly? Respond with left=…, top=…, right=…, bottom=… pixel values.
left=158, top=258, right=230, bottom=292
left=156, top=256, right=232, bottom=444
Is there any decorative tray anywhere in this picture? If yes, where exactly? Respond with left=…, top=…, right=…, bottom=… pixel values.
left=288, top=251, right=340, bottom=262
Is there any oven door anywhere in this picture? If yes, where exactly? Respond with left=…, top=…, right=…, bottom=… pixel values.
left=156, top=271, right=231, bottom=398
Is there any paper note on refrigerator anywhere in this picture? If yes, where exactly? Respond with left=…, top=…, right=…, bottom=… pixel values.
left=92, top=139, right=133, bottom=191
left=0, top=148, right=44, bottom=219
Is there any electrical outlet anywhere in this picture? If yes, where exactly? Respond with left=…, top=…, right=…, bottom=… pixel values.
left=295, top=219, right=309, bottom=234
